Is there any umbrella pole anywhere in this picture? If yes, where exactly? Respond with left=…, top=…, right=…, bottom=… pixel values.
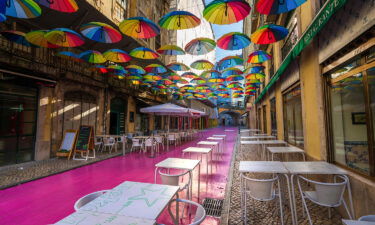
left=167, top=115, right=170, bottom=151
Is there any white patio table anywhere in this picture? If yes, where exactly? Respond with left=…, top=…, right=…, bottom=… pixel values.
left=197, top=141, right=220, bottom=160
left=54, top=211, right=155, bottom=225
left=241, top=135, right=275, bottom=140
left=206, top=137, right=224, bottom=153
left=212, top=134, right=226, bottom=144
left=267, top=146, right=306, bottom=161
left=155, top=158, right=201, bottom=201
left=182, top=147, right=213, bottom=179
left=283, top=161, right=354, bottom=224
left=342, top=220, right=375, bottom=225
left=224, top=129, right=235, bottom=131
left=77, top=181, right=179, bottom=224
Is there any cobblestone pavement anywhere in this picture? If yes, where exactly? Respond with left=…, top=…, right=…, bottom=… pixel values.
left=225, top=143, right=343, bottom=225
left=0, top=151, right=121, bottom=189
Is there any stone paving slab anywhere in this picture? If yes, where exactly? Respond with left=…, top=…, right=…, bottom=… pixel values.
left=0, top=151, right=121, bottom=190
left=222, top=141, right=343, bottom=225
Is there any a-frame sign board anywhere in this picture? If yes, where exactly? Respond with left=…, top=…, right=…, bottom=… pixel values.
left=73, top=125, right=95, bottom=160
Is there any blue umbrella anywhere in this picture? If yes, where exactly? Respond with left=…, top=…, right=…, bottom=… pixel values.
left=257, top=0, right=306, bottom=15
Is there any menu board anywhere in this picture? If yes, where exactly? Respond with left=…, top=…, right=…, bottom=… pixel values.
left=57, top=130, right=77, bottom=158
left=75, top=125, right=93, bottom=151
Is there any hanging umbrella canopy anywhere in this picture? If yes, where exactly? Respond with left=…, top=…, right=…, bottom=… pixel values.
left=57, top=51, right=82, bottom=62
left=203, top=0, right=251, bottom=25
left=247, top=50, right=271, bottom=63
left=119, top=16, right=160, bottom=39
left=25, top=30, right=60, bottom=48
left=0, top=30, right=32, bottom=46
left=217, top=87, right=228, bottom=92
left=35, top=0, right=78, bottom=13
left=185, top=37, right=216, bottom=55
left=167, top=62, right=189, bottom=71
left=212, top=83, right=226, bottom=88
left=107, top=65, right=126, bottom=73
left=218, top=56, right=244, bottom=68
left=226, top=75, right=244, bottom=81
left=80, top=22, right=122, bottom=43
left=167, top=73, right=182, bottom=81
left=158, top=78, right=174, bottom=85
left=45, top=28, right=85, bottom=47
left=103, top=49, right=131, bottom=63
left=79, top=50, right=106, bottom=63
left=126, top=65, right=146, bottom=75
left=0, top=13, right=6, bottom=22
left=191, top=77, right=206, bottom=84
left=200, top=70, right=221, bottom=79
left=245, top=73, right=265, bottom=80
left=140, top=103, right=204, bottom=117
left=127, top=74, right=142, bottom=80
left=158, top=11, right=201, bottom=30
left=90, top=65, right=108, bottom=73
left=130, top=47, right=159, bottom=59
left=178, top=78, right=189, bottom=84
left=257, top=0, right=306, bottom=15
left=145, top=64, right=167, bottom=74
left=217, top=32, right=250, bottom=50
left=222, top=67, right=243, bottom=77
left=190, top=60, right=214, bottom=70
left=208, top=77, right=225, bottom=83
left=247, top=79, right=262, bottom=84
left=181, top=72, right=198, bottom=79
left=251, top=24, right=288, bottom=44
left=4, top=0, right=41, bottom=18
left=157, top=45, right=185, bottom=55
left=143, top=73, right=162, bottom=81
left=243, top=65, right=265, bottom=74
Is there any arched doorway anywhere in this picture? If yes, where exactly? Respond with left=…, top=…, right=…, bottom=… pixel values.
left=110, top=97, right=127, bottom=135
left=218, top=110, right=241, bottom=126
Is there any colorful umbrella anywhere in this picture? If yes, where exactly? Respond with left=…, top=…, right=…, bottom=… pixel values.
left=156, top=45, right=185, bottom=55
left=79, top=50, right=106, bottom=63
left=226, top=75, right=244, bottom=81
left=45, top=28, right=85, bottom=47
left=218, top=56, right=244, bottom=68
left=0, top=30, right=32, bottom=46
left=212, top=83, right=226, bottom=88
left=217, top=32, right=250, bottom=50
left=200, top=70, right=221, bottom=79
left=90, top=65, right=108, bottom=73
left=196, top=84, right=210, bottom=90
left=181, top=72, right=198, bottom=79
left=217, top=88, right=228, bottom=92
left=80, top=22, right=122, bottom=43
left=35, top=0, right=78, bottom=13
left=257, top=0, right=306, bottom=15
left=25, top=30, right=60, bottom=48
left=5, top=0, right=41, bottom=18
left=127, top=74, right=142, bottom=80
left=57, top=51, right=82, bottom=62
left=203, top=0, right=251, bottom=25
left=191, top=77, right=206, bottom=84
left=119, top=17, right=160, bottom=39
left=178, top=79, right=189, bottom=84
left=0, top=14, right=7, bottom=22
left=107, top=65, right=127, bottom=74
left=143, top=74, right=162, bottom=81
left=126, top=65, right=146, bottom=74
left=247, top=50, right=271, bottom=63
left=222, top=67, right=243, bottom=77
left=167, top=73, right=182, bottom=81
left=185, top=38, right=216, bottom=55
left=145, top=64, right=167, bottom=74
left=167, top=62, right=189, bottom=71
left=251, top=24, right=288, bottom=44
left=158, top=11, right=201, bottom=30
left=130, top=47, right=159, bottom=59
left=190, top=60, right=214, bottom=70
left=247, top=79, right=262, bottom=84
left=243, top=65, right=265, bottom=74
left=158, top=78, right=174, bottom=85
left=103, top=49, right=131, bottom=63
left=245, top=73, right=265, bottom=80
left=208, top=78, right=225, bottom=83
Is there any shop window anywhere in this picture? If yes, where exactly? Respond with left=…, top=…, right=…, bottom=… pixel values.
left=327, top=47, right=375, bottom=176
left=270, top=98, right=277, bottom=136
left=283, top=85, right=304, bottom=148
left=281, top=12, right=298, bottom=60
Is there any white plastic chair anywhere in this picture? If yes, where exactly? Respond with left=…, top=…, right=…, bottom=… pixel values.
left=168, top=199, right=206, bottom=225
left=94, top=137, right=103, bottom=152
left=241, top=174, right=284, bottom=225
left=154, top=136, right=164, bottom=152
left=103, top=137, right=115, bottom=153
left=359, top=215, right=375, bottom=222
left=74, top=190, right=108, bottom=211
left=115, top=136, right=126, bottom=153
left=297, top=175, right=352, bottom=225
left=168, top=134, right=177, bottom=147
left=144, top=137, right=155, bottom=155
left=131, top=138, right=142, bottom=152
left=158, top=169, right=191, bottom=199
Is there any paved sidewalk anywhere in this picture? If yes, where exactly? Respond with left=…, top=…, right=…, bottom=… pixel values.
left=224, top=142, right=343, bottom=225
left=0, top=151, right=121, bottom=189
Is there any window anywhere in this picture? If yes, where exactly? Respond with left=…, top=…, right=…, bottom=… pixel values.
left=270, top=97, right=277, bottom=136
left=117, top=0, right=127, bottom=8
left=281, top=13, right=298, bottom=60
left=262, top=105, right=267, bottom=133
left=283, top=85, right=304, bottom=147
left=327, top=46, right=375, bottom=176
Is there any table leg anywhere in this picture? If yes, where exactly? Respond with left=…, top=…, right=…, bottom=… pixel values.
left=283, top=174, right=296, bottom=225
left=198, top=164, right=201, bottom=202
left=291, top=174, right=297, bottom=224
left=154, top=167, right=159, bottom=184
left=345, top=175, right=355, bottom=218
left=175, top=192, right=179, bottom=225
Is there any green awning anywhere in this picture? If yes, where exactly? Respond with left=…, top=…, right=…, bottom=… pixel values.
left=255, top=0, right=347, bottom=104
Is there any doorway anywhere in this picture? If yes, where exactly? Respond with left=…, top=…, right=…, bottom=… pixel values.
left=109, top=98, right=127, bottom=135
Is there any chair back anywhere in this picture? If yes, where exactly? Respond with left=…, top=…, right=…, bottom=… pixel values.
left=167, top=199, right=206, bottom=225
left=242, top=174, right=277, bottom=201
left=74, top=190, right=108, bottom=211
left=127, top=133, right=133, bottom=139
left=168, top=134, right=176, bottom=140
left=155, top=136, right=163, bottom=143
left=158, top=169, right=191, bottom=189
left=144, top=138, right=153, bottom=147
left=299, top=175, right=347, bottom=206
left=359, top=215, right=375, bottom=222
left=132, top=138, right=141, bottom=146
left=108, top=137, right=115, bottom=144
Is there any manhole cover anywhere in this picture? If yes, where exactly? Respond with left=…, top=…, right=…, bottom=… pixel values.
left=202, top=198, right=224, bottom=217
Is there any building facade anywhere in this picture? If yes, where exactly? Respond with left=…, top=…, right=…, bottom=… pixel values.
left=245, top=0, right=375, bottom=218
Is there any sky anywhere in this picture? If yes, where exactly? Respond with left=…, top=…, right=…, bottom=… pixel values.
left=204, top=0, right=244, bottom=62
